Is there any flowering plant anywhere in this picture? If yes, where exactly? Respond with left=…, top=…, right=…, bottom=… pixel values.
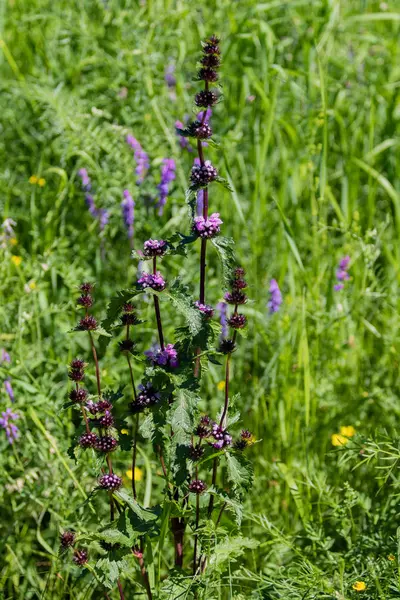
left=62, top=36, right=254, bottom=599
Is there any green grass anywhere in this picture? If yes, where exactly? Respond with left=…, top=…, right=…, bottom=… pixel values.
left=0, top=0, right=400, bottom=598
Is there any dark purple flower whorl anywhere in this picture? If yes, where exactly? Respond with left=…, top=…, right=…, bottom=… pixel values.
left=95, top=436, right=118, bottom=453
left=78, top=432, right=99, bottom=449
left=227, top=314, right=247, bottom=330
left=195, top=90, right=219, bottom=108
left=69, top=388, right=88, bottom=403
left=73, top=549, right=88, bottom=566
left=143, top=239, right=168, bottom=258
left=189, top=479, right=207, bottom=494
left=99, top=473, right=122, bottom=491
left=60, top=530, right=75, bottom=549
left=190, top=160, right=218, bottom=186
left=78, top=315, right=98, bottom=331
left=130, top=382, right=161, bottom=413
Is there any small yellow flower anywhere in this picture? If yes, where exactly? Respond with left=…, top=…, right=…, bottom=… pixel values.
left=29, top=281, right=36, bottom=290
left=217, top=380, right=225, bottom=391
left=9, top=237, right=17, bottom=246
left=126, top=468, right=143, bottom=482
left=388, top=554, right=395, bottom=561
left=11, top=255, right=22, bottom=267
left=331, top=433, right=348, bottom=447
left=352, top=581, right=366, bottom=592
left=38, top=178, right=46, bottom=187
left=340, top=425, right=356, bottom=438
left=29, top=175, right=38, bottom=184
left=121, top=428, right=129, bottom=435
left=247, top=434, right=256, bottom=446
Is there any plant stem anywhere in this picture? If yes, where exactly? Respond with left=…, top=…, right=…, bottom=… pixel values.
left=207, top=457, right=218, bottom=517
left=117, top=579, right=125, bottom=600
left=215, top=502, right=227, bottom=527
left=192, top=473, right=200, bottom=574
left=88, top=332, right=101, bottom=398
left=132, top=547, right=153, bottom=600
left=126, top=354, right=137, bottom=400
left=131, top=413, right=139, bottom=500
left=219, top=352, right=232, bottom=429
left=152, top=257, right=164, bottom=350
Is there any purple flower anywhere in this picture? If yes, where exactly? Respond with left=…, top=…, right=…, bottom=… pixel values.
left=216, top=302, right=228, bottom=338
left=1, top=349, right=11, bottom=364
left=4, top=379, right=15, bottom=402
left=196, top=108, right=212, bottom=123
left=193, top=213, right=222, bottom=238
left=0, top=408, right=19, bottom=444
left=190, top=160, right=218, bottom=185
left=78, top=168, right=91, bottom=191
left=334, top=256, right=350, bottom=291
left=176, top=120, right=193, bottom=152
left=137, top=271, right=166, bottom=291
left=126, top=135, right=149, bottom=184
left=143, top=239, right=167, bottom=258
left=268, top=279, right=282, bottom=314
left=165, top=63, right=176, bottom=88
left=130, top=382, right=161, bottom=413
left=156, top=159, right=176, bottom=216
left=121, top=189, right=135, bottom=239
left=211, top=423, right=232, bottom=449
left=145, top=344, right=178, bottom=368
left=194, top=301, right=214, bottom=318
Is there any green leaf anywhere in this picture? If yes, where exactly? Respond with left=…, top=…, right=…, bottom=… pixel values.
left=94, top=557, right=129, bottom=589
left=215, top=176, right=233, bottom=192
left=211, top=236, right=236, bottom=287
left=102, top=288, right=143, bottom=330
left=225, top=452, right=254, bottom=492
left=164, top=278, right=202, bottom=336
left=115, top=490, right=161, bottom=535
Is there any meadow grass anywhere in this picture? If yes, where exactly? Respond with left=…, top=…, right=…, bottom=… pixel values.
left=0, top=0, right=400, bottom=598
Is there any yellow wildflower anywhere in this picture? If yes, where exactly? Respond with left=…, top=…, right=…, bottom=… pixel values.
left=352, top=581, right=366, bottom=592
left=340, top=425, right=356, bottom=438
left=38, top=178, right=46, bottom=187
left=217, top=380, right=225, bottom=391
left=388, top=554, right=395, bottom=561
left=121, top=428, right=129, bottom=435
left=29, top=281, right=36, bottom=290
left=331, top=433, right=348, bottom=447
left=9, top=237, right=17, bottom=246
left=126, top=468, right=143, bottom=482
left=29, top=175, right=38, bottom=184
left=11, top=255, right=22, bottom=267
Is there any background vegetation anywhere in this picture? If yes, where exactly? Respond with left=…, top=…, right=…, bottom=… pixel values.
left=0, top=0, right=399, bottom=598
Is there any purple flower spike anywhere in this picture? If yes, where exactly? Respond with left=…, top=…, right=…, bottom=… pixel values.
left=121, top=189, right=135, bottom=239
left=196, top=108, right=212, bottom=123
left=156, top=158, right=176, bottom=216
left=137, top=271, right=166, bottom=292
left=1, top=349, right=11, bottom=363
left=268, top=279, right=282, bottom=314
left=211, top=423, right=232, bottom=449
left=334, top=256, right=351, bottom=291
left=165, top=63, right=176, bottom=88
left=176, top=120, right=193, bottom=152
left=4, top=379, right=14, bottom=402
left=78, top=168, right=91, bottom=192
left=126, top=135, right=149, bottom=184
left=0, top=408, right=20, bottom=444
left=143, top=239, right=167, bottom=258
left=193, top=213, right=222, bottom=238
left=216, top=302, right=228, bottom=339
left=145, top=344, right=179, bottom=368
left=190, top=160, right=218, bottom=185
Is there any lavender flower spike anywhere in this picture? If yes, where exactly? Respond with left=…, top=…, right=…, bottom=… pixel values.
left=0, top=408, right=19, bottom=444
left=176, top=120, right=193, bottom=152
left=1, top=348, right=11, bottom=363
left=268, top=279, right=282, bottom=314
left=216, top=302, right=228, bottom=338
left=78, top=168, right=91, bottom=191
left=4, top=379, right=15, bottom=402
left=126, top=135, right=149, bottom=184
left=145, top=343, right=179, bottom=368
left=121, top=189, right=135, bottom=239
left=156, top=158, right=176, bottom=216
left=334, top=255, right=351, bottom=291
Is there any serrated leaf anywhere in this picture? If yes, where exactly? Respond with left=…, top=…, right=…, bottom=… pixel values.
left=164, top=279, right=202, bottom=336
left=225, top=452, right=254, bottom=492
left=102, top=288, right=143, bottom=331
left=94, top=557, right=129, bottom=589
left=115, top=490, right=161, bottom=535
left=215, top=176, right=233, bottom=192
left=208, top=536, right=258, bottom=571
left=211, top=236, right=236, bottom=288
